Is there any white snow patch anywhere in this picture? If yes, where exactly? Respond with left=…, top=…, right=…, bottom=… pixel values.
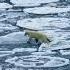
left=31, top=51, right=56, bottom=56
left=38, top=37, right=59, bottom=51
left=17, top=17, right=70, bottom=31
left=24, top=6, right=70, bottom=14
left=0, top=66, right=2, bottom=70
left=5, top=56, right=18, bottom=64
left=11, top=0, right=59, bottom=7
left=0, top=3, right=12, bottom=9
left=0, top=18, right=8, bottom=22
left=0, top=54, right=11, bottom=57
left=13, top=48, right=36, bottom=53
left=44, top=56, right=69, bottom=67
left=0, top=51, right=14, bottom=54
left=5, top=56, right=69, bottom=68
left=0, top=51, right=14, bottom=57
left=0, top=23, right=18, bottom=30
left=47, top=45, right=70, bottom=51
left=0, top=32, right=29, bottom=44
left=60, top=49, right=70, bottom=55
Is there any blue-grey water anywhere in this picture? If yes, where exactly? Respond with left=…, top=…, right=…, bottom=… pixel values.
left=0, top=0, right=70, bottom=70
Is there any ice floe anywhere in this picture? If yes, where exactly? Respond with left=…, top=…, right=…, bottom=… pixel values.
left=5, top=56, right=69, bottom=68
left=60, top=49, right=70, bottom=55
left=0, top=3, right=12, bottom=10
left=0, top=32, right=29, bottom=44
left=6, top=12, right=26, bottom=19
left=0, top=66, right=2, bottom=70
left=47, top=45, right=70, bottom=51
left=0, top=23, right=19, bottom=35
left=0, top=54, right=11, bottom=57
left=11, top=0, right=59, bottom=7
left=17, top=17, right=70, bottom=30
left=12, top=48, right=37, bottom=53
left=38, top=37, right=62, bottom=51
left=0, top=51, right=14, bottom=54
left=43, top=56, right=69, bottom=67
left=0, top=51, right=14, bottom=57
left=0, top=23, right=18, bottom=31
left=31, top=51, right=56, bottom=56
left=24, top=6, right=70, bottom=14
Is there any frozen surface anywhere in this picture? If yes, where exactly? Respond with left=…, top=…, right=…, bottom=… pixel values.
left=13, top=48, right=37, bottom=53
left=44, top=57, right=69, bottom=67
left=0, top=3, right=12, bottom=9
left=60, top=49, right=70, bottom=55
left=17, top=17, right=70, bottom=30
left=11, top=0, right=59, bottom=7
left=0, top=32, right=29, bottom=44
left=0, top=0, right=70, bottom=70
left=0, top=51, right=14, bottom=57
left=24, top=6, right=70, bottom=14
left=46, top=45, right=70, bottom=51
left=0, top=23, right=18, bottom=30
left=31, top=51, right=56, bottom=56
left=5, top=56, right=69, bottom=68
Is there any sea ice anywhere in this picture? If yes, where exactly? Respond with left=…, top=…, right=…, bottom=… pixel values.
left=13, top=48, right=37, bottom=53
left=24, top=6, right=70, bottom=14
left=0, top=51, right=14, bottom=57
left=60, top=49, right=70, bottom=55
left=0, top=3, right=12, bottom=10
left=31, top=51, right=56, bottom=56
left=44, top=57, right=69, bottom=67
left=0, top=23, right=18, bottom=31
left=5, top=56, right=69, bottom=68
left=17, top=17, right=70, bottom=31
left=11, top=0, right=59, bottom=7
left=0, top=32, right=29, bottom=44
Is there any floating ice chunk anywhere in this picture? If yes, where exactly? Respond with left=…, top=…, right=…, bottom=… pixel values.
left=5, top=56, right=69, bottom=68
left=0, top=51, right=14, bottom=54
left=17, top=17, right=70, bottom=31
left=0, top=54, right=11, bottom=57
left=44, top=57, right=69, bottom=67
left=0, top=51, right=14, bottom=57
left=38, top=36, right=60, bottom=51
left=31, top=51, right=56, bottom=56
left=17, top=18, right=42, bottom=30
left=7, top=8, right=22, bottom=12
left=11, top=0, right=59, bottom=7
left=11, top=0, right=40, bottom=7
left=24, top=6, right=70, bottom=14
left=60, top=49, right=70, bottom=55
left=5, top=56, right=18, bottom=64
left=14, top=3, right=40, bottom=7
left=49, top=36, right=60, bottom=46
left=0, top=32, right=29, bottom=44
left=13, top=48, right=37, bottom=53
left=15, top=62, right=36, bottom=67
left=12, top=48, right=25, bottom=53
left=0, top=3, right=12, bottom=10
left=6, top=12, right=26, bottom=19
left=0, top=23, right=18, bottom=30
left=0, top=66, right=2, bottom=70
left=0, top=18, right=8, bottom=22
left=47, top=45, right=70, bottom=51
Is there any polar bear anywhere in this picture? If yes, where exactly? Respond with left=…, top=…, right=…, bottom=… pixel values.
left=24, top=31, right=52, bottom=51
